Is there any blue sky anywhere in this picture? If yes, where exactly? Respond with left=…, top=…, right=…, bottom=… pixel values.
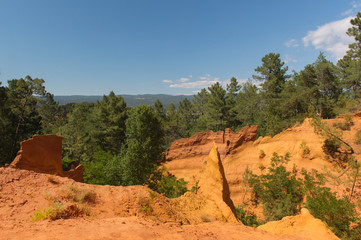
left=0, top=0, right=359, bottom=95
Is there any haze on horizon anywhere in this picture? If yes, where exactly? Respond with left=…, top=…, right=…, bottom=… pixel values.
left=0, top=0, right=359, bottom=96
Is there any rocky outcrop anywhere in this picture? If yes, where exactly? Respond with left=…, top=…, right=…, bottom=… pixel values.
left=10, top=135, right=83, bottom=182
left=164, top=126, right=258, bottom=187
left=197, top=142, right=238, bottom=223
left=166, top=126, right=258, bottom=162
left=257, top=208, right=340, bottom=240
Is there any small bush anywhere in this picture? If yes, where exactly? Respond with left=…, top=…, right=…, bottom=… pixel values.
left=333, top=115, right=353, bottom=131
left=32, top=201, right=64, bottom=221
left=355, top=130, right=361, bottom=145
left=322, top=138, right=340, bottom=158
left=139, top=196, right=153, bottom=215
left=306, top=187, right=357, bottom=239
left=235, top=205, right=262, bottom=227
left=147, top=168, right=189, bottom=198
left=246, top=153, right=304, bottom=221
left=62, top=185, right=96, bottom=203
left=32, top=201, right=91, bottom=221
left=259, top=150, right=266, bottom=159
left=200, top=214, right=211, bottom=222
left=300, top=141, right=310, bottom=158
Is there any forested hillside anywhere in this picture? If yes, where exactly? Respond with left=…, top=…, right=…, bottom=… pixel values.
left=54, top=94, right=192, bottom=107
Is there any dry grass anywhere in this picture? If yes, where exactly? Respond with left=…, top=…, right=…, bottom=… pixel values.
left=61, top=185, right=96, bottom=204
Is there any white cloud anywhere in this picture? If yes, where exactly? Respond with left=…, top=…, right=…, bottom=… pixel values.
left=285, top=38, right=299, bottom=47
left=352, top=2, right=361, bottom=8
left=162, top=79, right=173, bottom=83
left=165, top=75, right=250, bottom=90
left=284, top=54, right=297, bottom=64
left=170, top=80, right=218, bottom=89
left=178, top=77, right=190, bottom=82
left=303, top=16, right=354, bottom=59
left=342, top=9, right=353, bottom=16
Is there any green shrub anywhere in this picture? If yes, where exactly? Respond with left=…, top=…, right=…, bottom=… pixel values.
left=300, top=141, right=310, bottom=158
left=333, top=115, right=353, bottom=131
left=259, top=150, right=266, bottom=159
left=235, top=205, right=262, bottom=227
left=139, top=196, right=153, bottom=215
left=306, top=187, right=357, bottom=239
left=147, top=167, right=189, bottom=198
left=32, top=201, right=65, bottom=221
left=355, top=130, right=361, bottom=145
left=155, top=175, right=188, bottom=198
left=246, top=153, right=304, bottom=221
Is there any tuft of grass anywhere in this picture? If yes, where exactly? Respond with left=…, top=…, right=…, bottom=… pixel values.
left=333, top=115, right=354, bottom=131
left=139, top=196, right=153, bottom=215
left=355, top=130, right=361, bottom=145
left=61, top=185, right=96, bottom=204
left=200, top=214, right=211, bottom=222
left=300, top=141, right=311, bottom=158
left=47, top=176, right=58, bottom=184
left=32, top=201, right=64, bottom=221
left=32, top=201, right=91, bottom=221
left=259, top=150, right=266, bottom=159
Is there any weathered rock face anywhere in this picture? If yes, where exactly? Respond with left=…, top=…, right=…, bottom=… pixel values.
left=197, top=142, right=238, bottom=223
left=166, top=126, right=258, bottom=162
left=10, top=135, right=83, bottom=182
left=257, top=208, right=340, bottom=240
left=164, top=126, right=258, bottom=187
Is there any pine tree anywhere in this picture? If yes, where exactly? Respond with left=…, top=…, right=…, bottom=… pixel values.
left=94, top=91, right=127, bottom=154
left=121, top=105, right=164, bottom=185
left=253, top=53, right=289, bottom=135
left=226, top=77, right=241, bottom=129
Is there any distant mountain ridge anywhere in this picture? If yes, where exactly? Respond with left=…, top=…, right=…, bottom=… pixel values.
left=54, top=94, right=193, bottom=107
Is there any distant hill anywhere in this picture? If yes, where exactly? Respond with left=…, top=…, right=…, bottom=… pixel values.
left=54, top=94, right=193, bottom=107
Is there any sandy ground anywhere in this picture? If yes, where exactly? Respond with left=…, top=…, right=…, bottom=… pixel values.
left=0, top=216, right=300, bottom=240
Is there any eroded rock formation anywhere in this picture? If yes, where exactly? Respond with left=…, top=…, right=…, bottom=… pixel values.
left=197, top=142, right=238, bottom=223
left=164, top=126, right=258, bottom=186
left=10, top=135, right=83, bottom=182
left=257, top=208, right=340, bottom=240
left=166, top=126, right=258, bottom=162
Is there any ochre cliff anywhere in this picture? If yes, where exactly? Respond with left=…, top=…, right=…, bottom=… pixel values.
left=164, top=115, right=361, bottom=206
left=10, top=135, right=83, bottom=182
left=164, top=126, right=258, bottom=187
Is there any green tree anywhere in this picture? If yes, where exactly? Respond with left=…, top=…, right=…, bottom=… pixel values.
left=253, top=53, right=289, bottom=136
left=197, top=82, right=229, bottom=131
left=226, top=77, right=241, bottom=129
left=177, top=98, right=193, bottom=137
left=246, top=153, right=304, bottom=221
left=94, top=91, right=127, bottom=154
left=164, top=102, right=180, bottom=147
left=192, top=88, right=208, bottom=120
left=121, top=105, right=164, bottom=185
left=313, top=52, right=340, bottom=118
left=0, top=82, right=13, bottom=165
left=58, top=102, right=97, bottom=163
left=235, top=81, right=265, bottom=133
left=38, top=92, right=59, bottom=134
left=6, top=76, right=48, bottom=163
left=253, top=53, right=288, bottom=98
left=154, top=99, right=166, bottom=121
